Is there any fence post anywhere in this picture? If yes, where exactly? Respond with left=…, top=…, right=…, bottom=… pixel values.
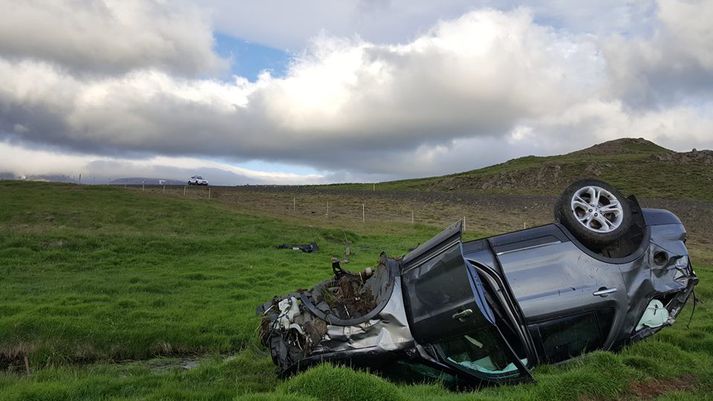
left=362, top=203, right=365, bottom=223
left=293, top=196, right=296, bottom=213
left=208, top=188, right=211, bottom=199
left=162, top=185, right=165, bottom=193
left=183, top=186, right=186, bottom=196
left=463, top=216, right=467, bottom=232
left=326, top=201, right=329, bottom=218
left=23, top=353, right=30, bottom=376
left=142, top=182, right=145, bottom=191
left=411, top=209, right=414, bottom=224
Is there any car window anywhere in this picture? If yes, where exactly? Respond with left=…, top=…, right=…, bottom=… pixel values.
left=387, top=360, right=459, bottom=386
left=534, top=309, right=614, bottom=363
left=437, top=326, right=525, bottom=378
left=402, top=241, right=495, bottom=343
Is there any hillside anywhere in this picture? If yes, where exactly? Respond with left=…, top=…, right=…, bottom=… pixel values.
left=370, top=138, right=713, bottom=200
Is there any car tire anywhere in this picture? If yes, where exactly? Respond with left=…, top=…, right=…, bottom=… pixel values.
left=554, top=179, right=632, bottom=248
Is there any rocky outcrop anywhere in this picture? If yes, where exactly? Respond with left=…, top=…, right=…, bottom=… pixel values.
left=651, top=149, right=713, bottom=165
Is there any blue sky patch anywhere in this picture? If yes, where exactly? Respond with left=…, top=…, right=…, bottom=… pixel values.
left=214, top=33, right=292, bottom=81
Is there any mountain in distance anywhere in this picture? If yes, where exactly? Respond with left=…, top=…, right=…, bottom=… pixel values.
left=109, top=177, right=186, bottom=186
left=0, top=174, right=186, bottom=185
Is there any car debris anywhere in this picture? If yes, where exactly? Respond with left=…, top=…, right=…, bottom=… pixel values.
left=257, top=179, right=698, bottom=387
left=276, top=242, right=319, bottom=253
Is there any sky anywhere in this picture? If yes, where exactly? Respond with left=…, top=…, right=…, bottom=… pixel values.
left=0, top=0, right=712, bottom=185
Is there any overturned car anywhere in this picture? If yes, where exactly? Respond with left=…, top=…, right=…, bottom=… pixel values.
left=258, top=180, right=698, bottom=386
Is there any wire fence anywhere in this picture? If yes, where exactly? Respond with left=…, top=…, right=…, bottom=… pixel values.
left=124, top=185, right=553, bottom=235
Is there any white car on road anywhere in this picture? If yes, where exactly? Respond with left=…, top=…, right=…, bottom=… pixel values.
left=187, top=175, right=208, bottom=186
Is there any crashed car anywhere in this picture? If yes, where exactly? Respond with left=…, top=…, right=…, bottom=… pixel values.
left=258, top=179, right=698, bottom=386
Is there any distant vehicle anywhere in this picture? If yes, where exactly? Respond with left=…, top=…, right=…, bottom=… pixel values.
left=258, top=179, right=698, bottom=388
left=187, top=176, right=208, bottom=186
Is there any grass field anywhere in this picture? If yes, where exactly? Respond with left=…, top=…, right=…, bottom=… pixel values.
left=1, top=181, right=713, bottom=400
left=326, top=139, right=713, bottom=201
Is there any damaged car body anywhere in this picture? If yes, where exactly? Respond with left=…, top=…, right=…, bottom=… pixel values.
left=257, top=180, right=698, bottom=387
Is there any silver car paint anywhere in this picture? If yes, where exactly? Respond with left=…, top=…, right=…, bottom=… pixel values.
left=314, top=278, right=414, bottom=354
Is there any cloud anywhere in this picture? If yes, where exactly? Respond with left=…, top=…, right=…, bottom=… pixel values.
left=202, top=0, right=658, bottom=50
left=0, top=9, right=605, bottom=170
left=0, top=0, right=227, bottom=76
left=603, top=0, right=713, bottom=106
left=0, top=1, right=712, bottom=183
left=0, top=141, right=324, bottom=185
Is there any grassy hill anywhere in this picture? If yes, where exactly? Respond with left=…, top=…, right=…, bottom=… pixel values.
left=335, top=138, right=713, bottom=201
left=0, top=181, right=712, bottom=400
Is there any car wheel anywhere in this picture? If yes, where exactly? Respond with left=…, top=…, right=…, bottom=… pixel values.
left=554, top=179, right=632, bottom=248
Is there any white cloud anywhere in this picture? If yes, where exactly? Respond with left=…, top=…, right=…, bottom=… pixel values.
left=0, top=0, right=227, bottom=75
left=0, top=141, right=324, bottom=185
left=0, top=9, right=606, bottom=166
left=202, top=0, right=658, bottom=50
left=524, top=99, right=713, bottom=151
left=603, top=0, right=713, bottom=106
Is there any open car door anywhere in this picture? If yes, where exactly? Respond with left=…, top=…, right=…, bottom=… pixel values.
left=400, top=222, right=530, bottom=383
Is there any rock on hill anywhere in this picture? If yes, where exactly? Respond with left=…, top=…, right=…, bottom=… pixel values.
left=381, top=138, right=713, bottom=201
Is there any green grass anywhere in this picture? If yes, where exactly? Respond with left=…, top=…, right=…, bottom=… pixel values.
left=0, top=182, right=440, bottom=366
left=325, top=138, right=713, bottom=201
left=1, top=181, right=712, bottom=400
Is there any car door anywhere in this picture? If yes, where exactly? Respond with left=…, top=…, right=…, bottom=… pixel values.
left=401, top=222, right=492, bottom=341
left=489, top=225, right=628, bottom=362
left=400, top=222, right=529, bottom=382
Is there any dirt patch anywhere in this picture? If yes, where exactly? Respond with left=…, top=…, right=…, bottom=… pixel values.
left=303, top=319, right=328, bottom=346
left=332, top=274, right=377, bottom=317
left=129, top=356, right=203, bottom=373
left=0, top=353, right=29, bottom=374
left=578, top=375, right=697, bottom=401
left=627, top=375, right=697, bottom=400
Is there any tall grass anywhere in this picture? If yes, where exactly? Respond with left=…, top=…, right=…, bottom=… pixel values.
left=0, top=182, right=437, bottom=366
left=0, top=181, right=711, bottom=400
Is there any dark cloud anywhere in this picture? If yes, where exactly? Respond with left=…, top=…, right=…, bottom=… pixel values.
left=205, top=0, right=659, bottom=50
left=0, top=10, right=600, bottom=173
left=0, top=1, right=712, bottom=184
